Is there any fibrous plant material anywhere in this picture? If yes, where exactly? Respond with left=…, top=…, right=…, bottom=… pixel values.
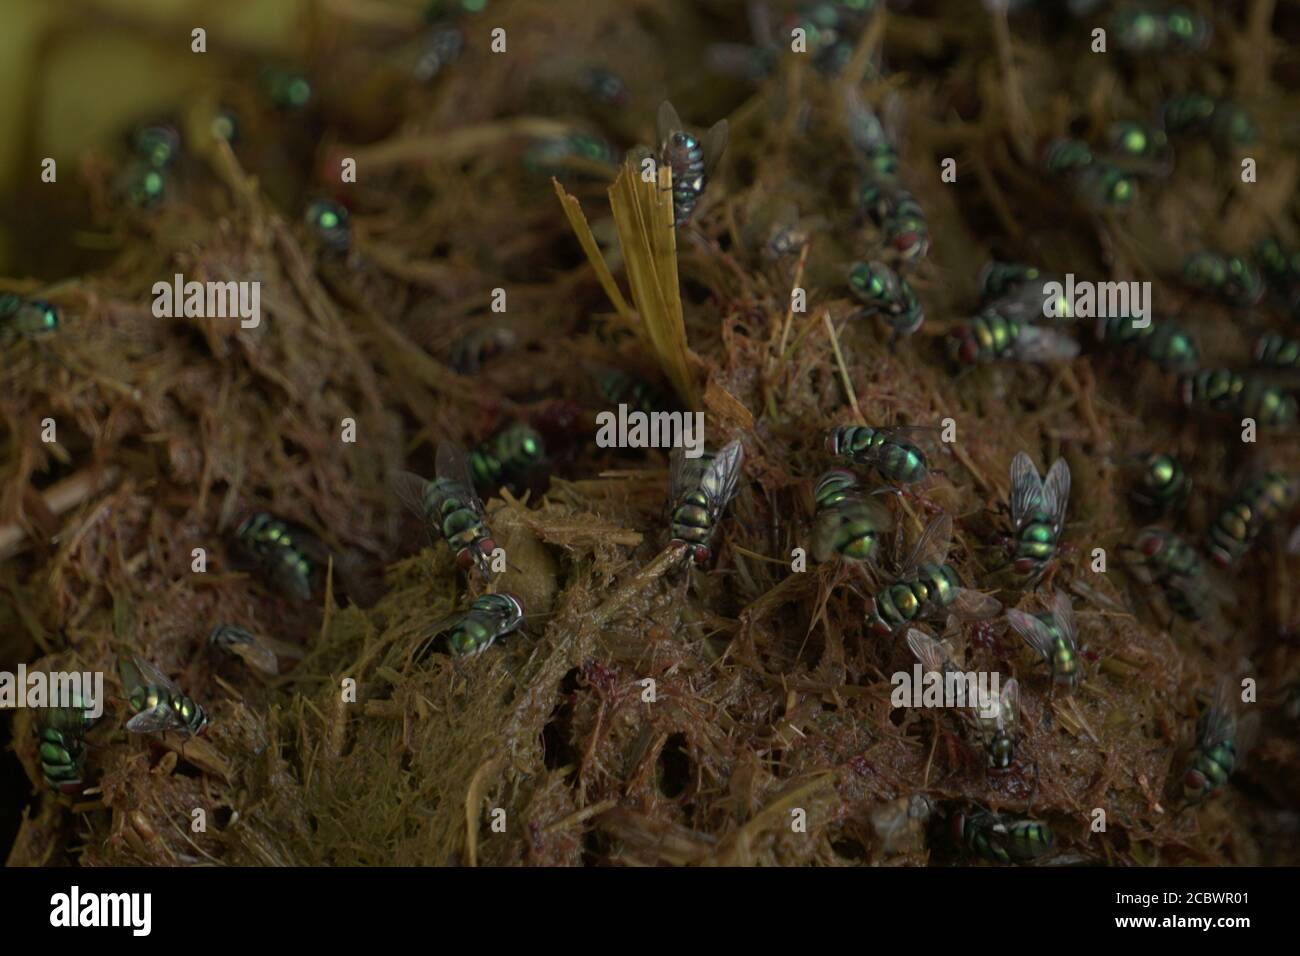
left=1, top=0, right=1299, bottom=872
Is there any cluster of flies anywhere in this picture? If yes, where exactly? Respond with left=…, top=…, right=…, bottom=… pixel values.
left=16, top=0, right=1282, bottom=867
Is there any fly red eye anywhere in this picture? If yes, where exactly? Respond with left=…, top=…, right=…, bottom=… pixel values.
left=693, top=547, right=711, bottom=565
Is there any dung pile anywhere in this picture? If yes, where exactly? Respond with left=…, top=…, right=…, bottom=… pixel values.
left=3, top=0, right=1299, bottom=866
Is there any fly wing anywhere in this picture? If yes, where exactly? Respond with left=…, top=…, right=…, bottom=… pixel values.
left=703, top=119, right=730, bottom=177
left=1199, top=678, right=1239, bottom=749
left=906, top=628, right=950, bottom=675
left=950, top=588, right=1003, bottom=621
left=1013, top=325, right=1081, bottom=362
left=229, top=640, right=280, bottom=677
left=1069, top=577, right=1130, bottom=614
left=1009, top=452, right=1045, bottom=529
left=899, top=513, right=952, bottom=578
left=435, top=441, right=486, bottom=518
left=392, top=470, right=441, bottom=548
left=125, top=705, right=185, bottom=734
left=391, top=470, right=430, bottom=518
left=1006, top=608, right=1058, bottom=664
left=666, top=446, right=689, bottom=515
left=116, top=653, right=144, bottom=694
left=1042, top=458, right=1072, bottom=535
left=120, top=654, right=181, bottom=696
left=414, top=610, right=463, bottom=662
left=657, top=100, right=683, bottom=147
left=997, top=677, right=1020, bottom=736
left=876, top=424, right=943, bottom=448
left=1051, top=589, right=1079, bottom=652
left=842, top=86, right=889, bottom=160
left=700, top=439, right=744, bottom=518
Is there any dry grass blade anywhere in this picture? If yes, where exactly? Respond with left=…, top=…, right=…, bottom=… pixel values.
left=607, top=163, right=701, bottom=411
left=823, top=312, right=865, bottom=425
left=551, top=178, right=637, bottom=332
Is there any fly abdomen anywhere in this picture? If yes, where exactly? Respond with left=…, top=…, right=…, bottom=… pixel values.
left=1132, top=453, right=1191, bottom=514
left=470, top=423, right=546, bottom=492
left=38, top=729, right=86, bottom=794
left=129, top=685, right=208, bottom=735
left=1141, top=321, right=1200, bottom=373
left=664, top=132, right=706, bottom=228
left=872, top=583, right=920, bottom=632
left=599, top=370, right=667, bottom=416
left=957, top=810, right=1053, bottom=863
left=948, top=310, right=1020, bottom=365
left=1207, top=472, right=1296, bottom=568
left=235, top=512, right=316, bottom=601
left=1096, top=312, right=1155, bottom=348
left=918, top=562, right=958, bottom=608
left=437, top=493, right=495, bottom=563
left=671, top=491, right=714, bottom=545
left=37, top=706, right=94, bottom=795
left=446, top=593, right=524, bottom=657
left=999, top=820, right=1053, bottom=862
left=1254, top=333, right=1300, bottom=369
left=1184, top=741, right=1236, bottom=801
left=1014, top=515, right=1058, bottom=571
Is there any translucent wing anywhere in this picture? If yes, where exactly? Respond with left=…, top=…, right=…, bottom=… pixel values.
left=876, top=424, right=943, bottom=444
left=700, top=439, right=744, bottom=518
left=119, top=654, right=181, bottom=696
left=842, top=86, right=890, bottom=159
left=1042, top=458, right=1071, bottom=534
left=898, top=513, right=952, bottom=578
left=950, top=588, right=1003, bottom=620
left=657, top=100, right=683, bottom=146
left=1138, top=557, right=1217, bottom=626
left=1288, top=524, right=1300, bottom=555
left=667, top=446, right=692, bottom=513
left=226, top=639, right=279, bottom=677
left=1199, top=678, right=1239, bottom=749
left=1013, top=325, right=1081, bottom=362
left=125, top=706, right=186, bottom=734
left=1050, top=588, right=1078, bottom=651
left=435, top=442, right=486, bottom=518
left=116, top=653, right=144, bottom=694
left=703, top=119, right=730, bottom=177
left=1006, top=608, right=1058, bottom=664
left=1008, top=452, right=1045, bottom=529
left=997, top=677, right=1019, bottom=735
left=413, top=609, right=464, bottom=662
left=1069, top=577, right=1129, bottom=613
left=906, top=628, right=952, bottom=675
left=391, top=470, right=430, bottom=518
left=976, top=674, right=1019, bottom=730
